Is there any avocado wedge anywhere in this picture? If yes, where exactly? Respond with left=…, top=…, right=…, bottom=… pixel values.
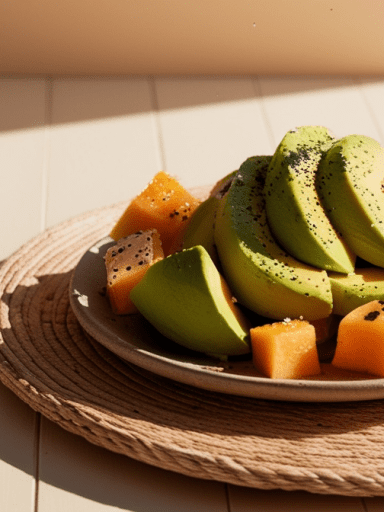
left=317, top=134, right=384, bottom=268
left=329, top=267, right=384, bottom=315
left=130, top=246, right=251, bottom=357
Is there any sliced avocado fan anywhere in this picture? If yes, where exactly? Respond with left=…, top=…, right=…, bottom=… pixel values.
left=214, top=156, right=333, bottom=321
left=264, top=126, right=355, bottom=273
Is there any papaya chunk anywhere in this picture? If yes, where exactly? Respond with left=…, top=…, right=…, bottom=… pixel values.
left=104, top=229, right=164, bottom=315
left=332, top=300, right=384, bottom=377
left=251, top=319, right=321, bottom=379
left=110, top=171, right=200, bottom=255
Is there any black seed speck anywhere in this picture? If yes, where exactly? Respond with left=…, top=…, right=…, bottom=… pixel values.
left=364, top=311, right=380, bottom=321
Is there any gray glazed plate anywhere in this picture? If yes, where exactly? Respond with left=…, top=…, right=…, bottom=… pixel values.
left=69, top=236, right=384, bottom=402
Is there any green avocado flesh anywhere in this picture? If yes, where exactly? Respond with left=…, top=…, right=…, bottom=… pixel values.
left=182, top=196, right=219, bottom=265
left=130, top=246, right=250, bottom=357
left=317, top=134, right=384, bottom=268
left=329, top=267, right=384, bottom=316
left=265, top=126, right=355, bottom=274
left=182, top=171, right=237, bottom=266
left=214, top=156, right=333, bottom=321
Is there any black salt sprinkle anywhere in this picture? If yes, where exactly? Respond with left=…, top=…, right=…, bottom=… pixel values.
left=364, top=311, right=380, bottom=321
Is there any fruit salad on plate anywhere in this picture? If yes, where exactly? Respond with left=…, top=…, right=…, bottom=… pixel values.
left=104, top=126, right=384, bottom=380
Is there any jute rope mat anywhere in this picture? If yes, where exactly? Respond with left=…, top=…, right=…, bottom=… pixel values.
left=2, top=200, right=384, bottom=497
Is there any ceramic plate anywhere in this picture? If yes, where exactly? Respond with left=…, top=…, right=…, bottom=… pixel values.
left=69, top=236, right=384, bottom=402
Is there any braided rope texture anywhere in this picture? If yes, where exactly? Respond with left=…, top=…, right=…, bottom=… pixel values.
left=1, top=200, right=384, bottom=497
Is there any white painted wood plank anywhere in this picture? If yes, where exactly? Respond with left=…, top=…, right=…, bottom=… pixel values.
left=257, top=77, right=382, bottom=147
left=0, top=77, right=47, bottom=260
left=356, top=78, right=384, bottom=145
left=364, top=497, right=384, bottom=511
left=38, top=417, right=228, bottom=512
left=155, top=77, right=273, bottom=190
left=46, top=78, right=162, bottom=228
left=0, top=382, right=37, bottom=512
left=228, top=486, right=365, bottom=512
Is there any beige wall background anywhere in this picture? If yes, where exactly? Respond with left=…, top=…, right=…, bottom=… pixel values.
left=1, top=0, right=384, bottom=75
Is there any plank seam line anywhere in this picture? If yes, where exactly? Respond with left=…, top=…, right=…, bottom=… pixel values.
left=252, top=76, right=276, bottom=153
left=40, top=76, right=53, bottom=232
left=148, top=76, right=167, bottom=171
left=361, top=497, right=370, bottom=512
left=225, top=483, right=232, bottom=512
left=354, top=77, right=384, bottom=146
left=33, top=413, right=41, bottom=512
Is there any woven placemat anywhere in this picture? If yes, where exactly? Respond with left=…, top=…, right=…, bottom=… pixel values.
left=2, top=200, right=384, bottom=497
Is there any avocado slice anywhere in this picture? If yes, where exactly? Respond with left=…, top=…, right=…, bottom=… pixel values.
left=317, top=134, right=384, bottom=267
left=182, top=170, right=236, bottom=266
left=182, top=196, right=220, bottom=265
left=130, top=246, right=251, bottom=357
left=264, top=126, right=355, bottom=274
left=214, top=156, right=333, bottom=321
left=329, top=267, right=384, bottom=315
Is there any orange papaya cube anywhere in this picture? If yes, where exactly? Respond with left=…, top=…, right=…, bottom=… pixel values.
left=104, top=229, right=164, bottom=315
left=110, top=171, right=200, bottom=255
left=250, top=319, right=321, bottom=379
left=332, top=300, right=384, bottom=377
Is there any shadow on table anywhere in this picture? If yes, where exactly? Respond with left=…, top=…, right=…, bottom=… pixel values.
left=0, top=381, right=38, bottom=476
left=1, top=75, right=384, bottom=133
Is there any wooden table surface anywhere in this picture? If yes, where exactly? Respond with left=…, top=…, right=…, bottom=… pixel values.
left=2, top=75, right=384, bottom=511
